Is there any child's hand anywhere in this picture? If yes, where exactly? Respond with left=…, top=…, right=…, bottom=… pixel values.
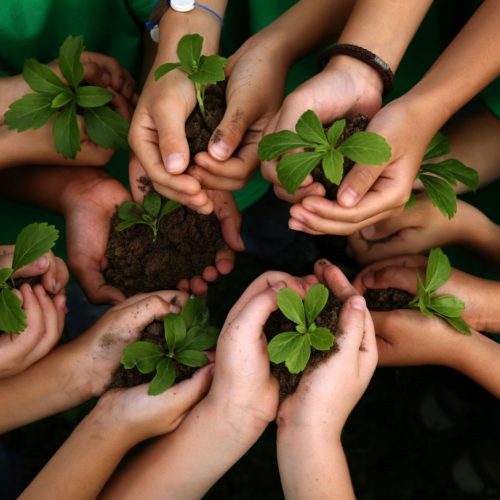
left=0, top=283, right=66, bottom=378
left=354, top=255, right=500, bottom=333
left=347, top=196, right=491, bottom=264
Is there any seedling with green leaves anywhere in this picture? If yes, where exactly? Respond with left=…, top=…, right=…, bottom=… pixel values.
left=115, top=193, right=180, bottom=242
left=120, top=297, right=219, bottom=395
left=258, top=109, right=391, bottom=194
left=408, top=248, right=470, bottom=335
left=405, top=132, right=478, bottom=219
left=268, top=284, right=335, bottom=374
left=5, top=35, right=129, bottom=159
left=154, top=33, right=228, bottom=123
left=0, top=223, right=59, bottom=334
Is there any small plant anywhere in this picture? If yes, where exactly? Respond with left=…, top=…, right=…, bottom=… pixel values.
left=408, top=248, right=470, bottom=335
left=258, top=109, right=391, bottom=194
left=268, top=284, right=335, bottom=374
left=121, top=297, right=219, bottom=395
left=154, top=33, right=228, bottom=123
left=115, top=193, right=180, bottom=242
left=405, top=132, right=478, bottom=218
left=0, top=223, right=59, bottom=334
left=5, top=35, right=129, bottom=159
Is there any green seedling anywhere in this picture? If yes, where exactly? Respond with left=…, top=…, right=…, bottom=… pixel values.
left=154, top=33, right=228, bottom=122
left=5, top=35, right=129, bottom=159
left=0, top=223, right=59, bottom=334
left=121, top=297, right=219, bottom=395
left=405, top=132, right=478, bottom=219
left=115, top=193, right=180, bottom=242
left=408, top=248, right=470, bottom=335
left=258, top=109, right=391, bottom=194
left=268, top=283, right=334, bottom=374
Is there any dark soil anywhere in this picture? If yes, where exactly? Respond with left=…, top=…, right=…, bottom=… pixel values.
left=105, top=204, right=225, bottom=297
left=264, top=294, right=342, bottom=400
left=109, top=321, right=194, bottom=389
left=11, top=276, right=41, bottom=289
left=312, top=114, right=369, bottom=200
left=364, top=288, right=414, bottom=311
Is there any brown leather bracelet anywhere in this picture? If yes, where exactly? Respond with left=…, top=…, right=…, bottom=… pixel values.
left=320, top=43, right=395, bottom=97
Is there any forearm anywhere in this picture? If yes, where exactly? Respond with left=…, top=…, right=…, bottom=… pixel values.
left=278, top=428, right=354, bottom=500
left=21, top=411, right=130, bottom=500
left=451, top=330, right=500, bottom=398
left=102, top=398, right=267, bottom=499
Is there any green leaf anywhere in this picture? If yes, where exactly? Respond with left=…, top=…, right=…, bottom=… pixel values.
left=295, top=110, right=328, bottom=146
left=159, top=200, right=181, bottom=219
left=190, top=54, right=227, bottom=85
left=164, top=313, right=186, bottom=352
left=177, top=33, right=203, bottom=72
left=51, top=91, right=74, bottom=109
left=52, top=102, right=80, bottom=159
left=326, top=119, right=346, bottom=147
left=405, top=192, right=417, bottom=210
left=422, top=160, right=478, bottom=192
left=12, top=222, right=59, bottom=272
left=149, top=358, right=176, bottom=395
left=115, top=220, right=151, bottom=232
left=118, top=200, right=143, bottom=221
left=154, top=62, right=182, bottom=80
left=309, top=327, right=334, bottom=351
left=0, top=288, right=27, bottom=334
left=121, top=341, right=164, bottom=373
left=181, top=297, right=208, bottom=329
left=258, top=130, right=311, bottom=161
left=76, top=86, right=114, bottom=108
left=441, top=315, right=471, bottom=335
left=83, top=105, right=129, bottom=150
left=277, top=151, right=323, bottom=194
left=425, top=248, right=451, bottom=294
left=338, top=131, right=391, bottom=165
left=285, top=335, right=311, bottom=374
left=429, top=295, right=465, bottom=318
left=5, top=93, right=57, bottom=131
left=322, top=148, right=344, bottom=185
left=23, top=58, right=68, bottom=95
left=0, top=268, right=13, bottom=286
left=304, top=284, right=329, bottom=325
left=268, top=332, right=301, bottom=364
left=277, top=288, right=306, bottom=326
left=424, top=132, right=450, bottom=161
left=420, top=174, right=457, bottom=219
left=58, top=35, right=85, bottom=88
left=143, top=193, right=161, bottom=218
left=175, top=350, right=209, bottom=367
left=182, top=326, right=219, bottom=351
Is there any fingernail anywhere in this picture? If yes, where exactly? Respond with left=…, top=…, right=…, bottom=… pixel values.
left=164, top=153, right=185, bottom=173
left=101, top=72, right=111, bottom=86
left=289, top=219, right=305, bottom=231
left=350, top=296, right=366, bottom=310
left=170, top=303, right=181, bottom=314
left=292, top=212, right=305, bottom=223
left=53, top=280, right=61, bottom=294
left=340, top=188, right=358, bottom=207
left=210, top=141, right=229, bottom=161
left=316, top=258, right=330, bottom=268
left=272, top=281, right=287, bottom=291
left=237, top=234, right=245, bottom=250
left=34, top=256, right=49, bottom=268
left=361, top=225, right=376, bottom=239
left=362, top=272, right=375, bottom=287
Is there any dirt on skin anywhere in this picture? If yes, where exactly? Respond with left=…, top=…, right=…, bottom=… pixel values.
left=109, top=321, right=195, bottom=389
left=265, top=294, right=342, bottom=400
left=105, top=82, right=227, bottom=297
left=312, top=114, right=369, bottom=200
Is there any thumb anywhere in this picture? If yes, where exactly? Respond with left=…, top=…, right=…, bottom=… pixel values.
left=337, top=162, right=385, bottom=208
left=362, top=266, right=419, bottom=295
left=336, top=296, right=369, bottom=360
left=11, top=255, right=51, bottom=279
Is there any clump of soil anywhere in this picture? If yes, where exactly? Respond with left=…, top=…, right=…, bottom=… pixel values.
left=12, top=276, right=42, bottom=289
left=364, top=288, right=414, bottom=311
left=105, top=81, right=228, bottom=297
left=312, top=114, right=369, bottom=200
left=264, top=294, right=342, bottom=400
left=105, top=205, right=225, bottom=297
left=109, top=321, right=194, bottom=389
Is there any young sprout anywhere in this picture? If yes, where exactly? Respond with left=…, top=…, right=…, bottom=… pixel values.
left=408, top=248, right=471, bottom=335
left=115, top=193, right=180, bottom=242
left=5, top=35, right=129, bottom=159
left=268, top=284, right=334, bottom=374
left=258, top=109, right=391, bottom=194
left=405, top=132, right=479, bottom=219
left=0, top=223, right=59, bottom=334
left=121, top=297, right=219, bottom=395
left=154, top=33, right=228, bottom=123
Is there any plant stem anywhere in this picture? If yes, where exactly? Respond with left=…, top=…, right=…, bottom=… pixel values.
left=195, top=83, right=208, bottom=127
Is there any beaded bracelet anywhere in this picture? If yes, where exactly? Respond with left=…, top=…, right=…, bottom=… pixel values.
left=321, top=44, right=395, bottom=97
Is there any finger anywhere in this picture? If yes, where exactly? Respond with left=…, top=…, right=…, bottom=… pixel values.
left=189, top=167, right=246, bottom=192
left=53, top=257, right=70, bottom=292
left=360, top=209, right=421, bottom=241
left=215, top=248, right=235, bottom=275
left=112, top=290, right=189, bottom=312
left=187, top=276, right=208, bottom=297
left=361, top=265, right=420, bottom=295
left=288, top=217, right=324, bottom=236
left=274, top=181, right=324, bottom=204
left=0, top=246, right=14, bottom=269
left=53, top=293, right=67, bottom=335
left=39, top=250, right=60, bottom=294
left=12, top=254, right=50, bottom=279
left=195, top=151, right=256, bottom=182
left=109, top=90, right=132, bottom=121
left=337, top=163, right=385, bottom=208
left=202, top=266, right=219, bottom=282
left=336, top=296, right=368, bottom=362
left=19, top=284, right=44, bottom=342
left=151, top=181, right=208, bottom=210
left=211, top=191, right=244, bottom=252
left=314, top=260, right=358, bottom=301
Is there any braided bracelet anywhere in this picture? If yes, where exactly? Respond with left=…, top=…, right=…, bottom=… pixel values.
left=321, top=44, right=395, bottom=97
